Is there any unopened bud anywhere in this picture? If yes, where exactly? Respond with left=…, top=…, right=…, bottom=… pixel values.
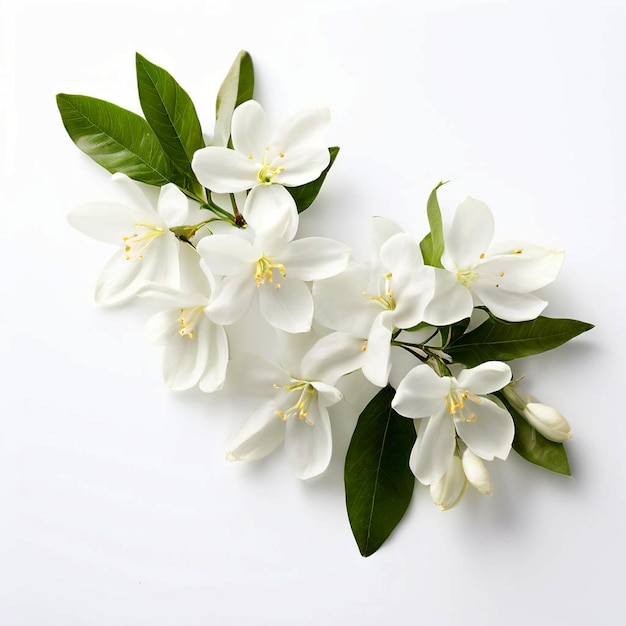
left=462, top=448, right=493, bottom=496
left=430, top=455, right=468, bottom=511
left=523, top=402, right=572, bottom=442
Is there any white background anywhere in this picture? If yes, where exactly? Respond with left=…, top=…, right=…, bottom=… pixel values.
left=1, top=0, right=624, bottom=623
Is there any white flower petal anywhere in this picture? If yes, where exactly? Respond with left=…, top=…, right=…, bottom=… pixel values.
left=285, top=401, right=332, bottom=480
left=162, top=323, right=210, bottom=390
left=379, top=233, right=424, bottom=274
left=456, top=361, right=512, bottom=395
left=362, top=311, right=394, bottom=387
left=273, top=146, right=330, bottom=187
left=206, top=274, right=256, bottom=325
left=192, top=146, right=259, bottom=193
left=454, top=397, right=514, bottom=461
left=281, top=237, right=351, bottom=281
left=272, top=107, right=330, bottom=152
left=309, top=381, right=343, bottom=407
left=157, top=183, right=189, bottom=226
left=196, top=234, right=257, bottom=276
left=231, top=100, right=270, bottom=160
left=445, top=196, right=495, bottom=270
left=393, top=364, right=450, bottom=418
left=198, top=319, right=229, bottom=393
left=301, top=332, right=367, bottom=385
left=369, top=216, right=405, bottom=262
left=68, top=202, right=148, bottom=245
left=258, top=277, right=313, bottom=333
left=94, top=249, right=145, bottom=305
left=478, top=246, right=564, bottom=292
left=145, top=310, right=179, bottom=346
left=472, top=283, right=547, bottom=321
left=224, top=353, right=289, bottom=398
left=243, top=184, right=298, bottom=242
left=409, top=410, right=456, bottom=485
left=226, top=396, right=287, bottom=462
left=423, top=268, right=474, bottom=326
left=391, top=266, right=435, bottom=329
left=313, top=265, right=379, bottom=337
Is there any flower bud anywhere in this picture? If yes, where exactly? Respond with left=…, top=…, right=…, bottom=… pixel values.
left=461, top=448, right=493, bottom=496
left=502, top=382, right=572, bottom=443
left=523, top=402, right=572, bottom=442
left=430, top=455, right=468, bottom=510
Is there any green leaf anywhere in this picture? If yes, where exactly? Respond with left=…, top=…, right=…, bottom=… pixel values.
left=419, top=181, right=447, bottom=268
left=345, top=386, right=416, bottom=557
left=495, top=391, right=571, bottom=475
left=288, top=147, right=340, bottom=213
left=446, top=315, right=594, bottom=368
left=136, top=53, right=205, bottom=195
left=439, top=317, right=470, bottom=348
left=213, top=50, right=255, bottom=147
left=56, top=93, right=171, bottom=186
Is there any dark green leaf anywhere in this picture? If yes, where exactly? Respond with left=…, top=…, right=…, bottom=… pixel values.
left=136, top=53, right=205, bottom=195
left=345, top=386, right=416, bottom=557
left=439, top=317, right=471, bottom=348
left=288, top=147, right=340, bottom=213
left=495, top=391, right=571, bottom=475
left=213, top=50, right=255, bottom=147
left=56, top=93, right=171, bottom=186
left=447, top=315, right=594, bottom=368
left=419, top=181, right=447, bottom=268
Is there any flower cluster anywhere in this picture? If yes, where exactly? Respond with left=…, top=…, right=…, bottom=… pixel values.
left=58, top=51, right=592, bottom=556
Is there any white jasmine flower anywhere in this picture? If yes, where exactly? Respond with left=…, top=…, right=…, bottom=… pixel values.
left=67, top=173, right=190, bottom=304
left=461, top=447, right=494, bottom=496
left=138, top=245, right=228, bottom=393
left=192, top=99, right=330, bottom=194
left=424, top=197, right=565, bottom=324
left=197, top=204, right=350, bottom=334
left=225, top=335, right=344, bottom=480
left=502, top=382, right=572, bottom=442
left=314, top=217, right=435, bottom=386
left=392, top=361, right=514, bottom=485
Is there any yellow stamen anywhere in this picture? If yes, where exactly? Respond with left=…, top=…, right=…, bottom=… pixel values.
left=255, top=256, right=287, bottom=286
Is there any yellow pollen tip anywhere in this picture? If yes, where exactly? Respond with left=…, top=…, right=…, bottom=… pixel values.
left=513, top=249, right=523, bottom=254
left=479, top=253, right=485, bottom=259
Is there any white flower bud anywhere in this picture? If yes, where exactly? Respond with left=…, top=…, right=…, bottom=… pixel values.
left=430, top=455, right=468, bottom=511
left=523, top=402, right=572, bottom=442
left=461, top=448, right=493, bottom=496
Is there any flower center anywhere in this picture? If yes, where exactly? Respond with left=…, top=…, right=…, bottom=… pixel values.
left=177, top=306, right=204, bottom=339
left=274, top=380, right=317, bottom=426
left=368, top=272, right=396, bottom=310
left=255, top=256, right=287, bottom=287
left=122, top=222, right=165, bottom=261
left=445, top=387, right=481, bottom=422
left=257, top=148, right=285, bottom=185
left=456, top=268, right=478, bottom=288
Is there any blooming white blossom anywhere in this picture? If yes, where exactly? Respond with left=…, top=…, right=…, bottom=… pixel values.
left=197, top=199, right=350, bottom=334
left=424, top=197, right=565, bottom=324
left=138, top=245, right=228, bottom=393
left=192, top=100, right=330, bottom=229
left=314, top=217, right=435, bottom=386
left=502, top=382, right=572, bottom=442
left=225, top=335, right=345, bottom=480
left=67, top=173, right=191, bottom=304
left=392, top=361, right=514, bottom=485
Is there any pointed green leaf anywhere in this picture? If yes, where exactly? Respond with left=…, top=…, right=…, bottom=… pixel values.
left=419, top=181, right=447, bottom=268
left=439, top=317, right=470, bottom=348
left=345, top=386, right=416, bottom=557
left=495, top=391, right=571, bottom=475
left=447, top=315, right=594, bottom=368
left=56, top=93, right=171, bottom=186
left=213, top=50, right=254, bottom=147
left=288, top=147, right=340, bottom=213
left=136, top=53, right=205, bottom=195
